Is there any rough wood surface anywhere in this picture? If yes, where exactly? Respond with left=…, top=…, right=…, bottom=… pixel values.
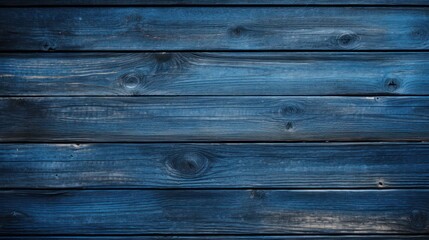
left=1, top=7, right=429, bottom=50
left=1, top=143, right=429, bottom=189
left=1, top=190, right=428, bottom=234
left=1, top=97, right=428, bottom=142
left=1, top=0, right=429, bottom=6
left=1, top=52, right=429, bottom=96
left=1, top=2, right=428, bottom=239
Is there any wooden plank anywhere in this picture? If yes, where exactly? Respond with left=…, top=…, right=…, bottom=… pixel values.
left=2, top=52, right=429, bottom=96
left=2, top=143, right=429, bottom=189
left=1, top=97, right=428, bottom=142
left=1, top=7, right=429, bottom=50
left=3, top=236, right=429, bottom=240
left=1, top=189, right=428, bottom=234
left=2, top=0, right=429, bottom=6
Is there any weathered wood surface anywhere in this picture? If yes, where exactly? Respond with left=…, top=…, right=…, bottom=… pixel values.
left=3, top=236, right=429, bottom=240
left=1, top=97, right=428, bottom=142
left=1, top=190, right=428, bottom=234
left=1, top=7, right=429, bottom=50
left=1, top=1, right=428, bottom=239
left=2, top=52, right=429, bottom=96
left=2, top=143, right=429, bottom=189
left=2, top=0, right=429, bottom=6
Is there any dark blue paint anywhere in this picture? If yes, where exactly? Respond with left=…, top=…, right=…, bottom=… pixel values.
left=0, top=7, right=428, bottom=50
left=0, top=2, right=428, bottom=239
left=1, top=143, right=429, bottom=189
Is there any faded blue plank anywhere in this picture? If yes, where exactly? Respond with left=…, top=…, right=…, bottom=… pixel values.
left=1, top=190, right=428, bottom=234
left=0, top=7, right=428, bottom=50
left=1, top=143, right=429, bottom=189
left=1, top=52, right=429, bottom=96
left=0, top=97, right=428, bottom=142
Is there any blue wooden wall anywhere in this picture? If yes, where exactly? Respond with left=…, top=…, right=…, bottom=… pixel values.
left=0, top=1, right=429, bottom=239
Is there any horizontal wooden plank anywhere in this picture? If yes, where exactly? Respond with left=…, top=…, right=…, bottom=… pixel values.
left=1, top=189, right=428, bottom=234
left=1, top=97, right=428, bottom=142
left=2, top=143, right=429, bottom=189
left=2, top=0, right=429, bottom=6
left=2, top=52, right=429, bottom=96
left=1, top=7, right=428, bottom=50
left=3, top=236, right=429, bottom=240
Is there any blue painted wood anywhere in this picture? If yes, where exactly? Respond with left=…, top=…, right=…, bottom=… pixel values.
left=1, top=7, right=428, bottom=50
left=1, top=97, right=428, bottom=142
left=1, top=2, right=428, bottom=239
left=1, top=143, right=429, bottom=189
left=1, top=190, right=428, bottom=234
left=1, top=52, right=429, bottom=96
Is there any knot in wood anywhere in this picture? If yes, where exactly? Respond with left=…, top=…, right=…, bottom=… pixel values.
left=336, top=32, right=360, bottom=49
left=165, top=151, right=210, bottom=178
left=119, top=72, right=144, bottom=89
left=409, top=210, right=428, bottom=230
left=384, top=77, right=400, bottom=92
left=285, top=122, right=294, bottom=131
left=410, top=26, right=429, bottom=42
left=279, top=104, right=304, bottom=116
left=230, top=26, right=245, bottom=37
left=41, top=39, right=57, bottom=51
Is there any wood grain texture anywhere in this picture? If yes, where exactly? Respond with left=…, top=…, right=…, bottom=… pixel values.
left=1, top=96, right=429, bottom=142
left=1, top=2, right=428, bottom=238
left=1, top=7, right=429, bottom=50
left=2, top=143, right=429, bottom=189
left=3, top=236, right=429, bottom=240
left=1, top=190, right=428, bottom=234
left=2, top=52, right=429, bottom=96
left=1, top=0, right=429, bottom=6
